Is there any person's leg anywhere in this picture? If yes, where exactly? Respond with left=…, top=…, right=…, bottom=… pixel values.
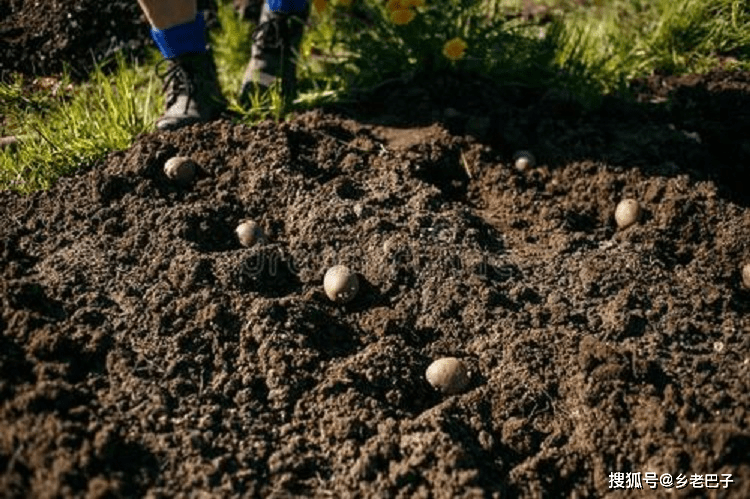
left=137, top=0, right=196, bottom=30
left=239, top=0, right=309, bottom=104
left=234, top=0, right=262, bottom=21
left=137, top=0, right=226, bottom=130
left=266, top=0, right=307, bottom=12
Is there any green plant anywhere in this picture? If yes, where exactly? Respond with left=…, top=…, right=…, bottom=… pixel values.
left=209, top=0, right=254, bottom=109
left=3, top=0, right=749, bottom=193
left=304, top=0, right=512, bottom=90
left=1, top=53, right=161, bottom=193
left=301, top=0, right=750, bottom=100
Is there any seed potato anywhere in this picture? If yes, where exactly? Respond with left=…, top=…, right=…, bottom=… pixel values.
left=164, top=156, right=196, bottom=185
left=426, top=357, right=470, bottom=395
left=742, top=262, right=750, bottom=289
left=236, top=220, right=265, bottom=247
left=513, top=150, right=535, bottom=171
left=323, top=265, right=359, bottom=303
left=615, top=198, right=641, bottom=229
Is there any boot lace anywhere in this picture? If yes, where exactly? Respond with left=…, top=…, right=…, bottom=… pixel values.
left=156, top=58, right=195, bottom=110
left=252, top=13, right=288, bottom=50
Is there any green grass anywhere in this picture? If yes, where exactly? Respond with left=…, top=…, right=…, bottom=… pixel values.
left=301, top=0, right=750, bottom=97
left=0, top=53, right=163, bottom=193
left=2, top=0, right=749, bottom=193
left=549, top=0, right=750, bottom=90
left=210, top=0, right=254, bottom=110
left=209, top=3, right=299, bottom=120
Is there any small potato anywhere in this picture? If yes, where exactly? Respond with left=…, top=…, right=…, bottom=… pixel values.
left=615, top=198, right=641, bottom=229
left=426, top=357, right=470, bottom=395
left=742, top=262, right=750, bottom=289
left=323, top=265, right=359, bottom=303
left=513, top=150, right=535, bottom=171
left=236, top=220, right=265, bottom=247
left=164, top=156, right=196, bottom=185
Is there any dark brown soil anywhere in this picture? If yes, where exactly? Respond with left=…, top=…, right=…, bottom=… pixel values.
left=0, top=0, right=147, bottom=81
left=0, top=0, right=224, bottom=81
left=2, top=1, right=750, bottom=497
left=2, top=66, right=750, bottom=497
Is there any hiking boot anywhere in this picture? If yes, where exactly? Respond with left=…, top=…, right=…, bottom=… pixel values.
left=239, top=3, right=309, bottom=104
left=156, top=51, right=226, bottom=131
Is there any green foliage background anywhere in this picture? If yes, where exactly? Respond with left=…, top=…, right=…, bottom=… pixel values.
left=1, top=0, right=749, bottom=192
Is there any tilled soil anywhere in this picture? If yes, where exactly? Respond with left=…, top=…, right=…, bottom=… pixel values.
left=0, top=0, right=149, bottom=81
left=0, top=0, right=225, bottom=81
left=1, top=67, right=750, bottom=497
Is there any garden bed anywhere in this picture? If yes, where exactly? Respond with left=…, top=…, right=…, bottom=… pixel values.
left=1, top=1, right=749, bottom=497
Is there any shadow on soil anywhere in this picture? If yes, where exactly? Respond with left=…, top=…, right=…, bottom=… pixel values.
left=326, top=67, right=750, bottom=208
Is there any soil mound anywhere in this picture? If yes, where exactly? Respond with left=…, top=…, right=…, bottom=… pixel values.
left=0, top=0, right=151, bottom=81
left=0, top=0, right=224, bottom=81
left=2, top=67, right=750, bottom=496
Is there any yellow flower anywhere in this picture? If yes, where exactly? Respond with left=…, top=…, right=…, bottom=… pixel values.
left=390, top=8, right=416, bottom=25
left=442, top=37, right=467, bottom=61
left=313, top=0, right=326, bottom=14
left=404, top=0, right=425, bottom=7
left=386, top=0, right=403, bottom=12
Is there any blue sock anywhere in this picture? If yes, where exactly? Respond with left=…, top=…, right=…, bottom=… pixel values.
left=267, top=0, right=308, bottom=13
left=150, top=13, right=207, bottom=60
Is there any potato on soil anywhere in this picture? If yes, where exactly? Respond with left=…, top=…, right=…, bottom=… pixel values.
left=426, top=357, right=470, bottom=395
left=614, top=198, right=641, bottom=229
left=742, top=262, right=750, bottom=289
left=164, top=156, right=196, bottom=185
left=513, top=150, right=535, bottom=171
left=323, top=265, right=359, bottom=303
left=236, top=220, right=265, bottom=247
